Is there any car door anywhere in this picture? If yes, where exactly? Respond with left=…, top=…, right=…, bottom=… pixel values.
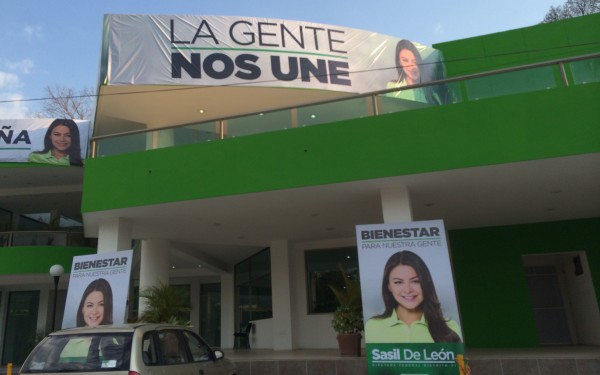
left=180, top=330, right=231, bottom=375
left=155, top=329, right=197, bottom=375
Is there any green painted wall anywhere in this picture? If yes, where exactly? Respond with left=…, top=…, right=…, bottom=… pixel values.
left=0, top=246, right=94, bottom=274
left=76, top=15, right=600, bottom=349
left=82, top=82, right=600, bottom=212
left=434, top=13, right=600, bottom=76
left=448, top=218, right=600, bottom=348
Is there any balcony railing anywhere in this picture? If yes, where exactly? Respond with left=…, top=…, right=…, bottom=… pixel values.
left=91, top=53, right=600, bottom=158
left=0, top=231, right=95, bottom=248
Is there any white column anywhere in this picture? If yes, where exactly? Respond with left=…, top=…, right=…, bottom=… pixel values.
left=148, top=129, right=175, bottom=150
left=270, top=240, right=294, bottom=350
left=220, top=273, right=235, bottom=348
left=138, top=239, right=171, bottom=317
left=97, top=217, right=133, bottom=253
left=380, top=186, right=413, bottom=223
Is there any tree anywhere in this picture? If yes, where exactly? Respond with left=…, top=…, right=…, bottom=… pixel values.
left=542, top=0, right=600, bottom=23
left=32, top=84, right=95, bottom=120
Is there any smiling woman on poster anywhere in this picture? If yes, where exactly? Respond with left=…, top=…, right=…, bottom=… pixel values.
left=76, top=278, right=114, bottom=327
left=365, top=250, right=462, bottom=343
left=386, top=39, right=450, bottom=105
left=27, top=118, right=83, bottom=166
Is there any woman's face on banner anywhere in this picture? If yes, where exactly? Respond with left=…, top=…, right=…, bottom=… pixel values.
left=50, top=125, right=72, bottom=153
left=399, top=49, right=420, bottom=85
left=388, top=264, right=424, bottom=311
left=82, top=290, right=105, bottom=327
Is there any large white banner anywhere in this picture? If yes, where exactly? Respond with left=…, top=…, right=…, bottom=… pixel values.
left=0, top=119, right=90, bottom=165
left=102, top=15, right=445, bottom=98
left=356, top=220, right=466, bottom=375
left=62, top=250, right=133, bottom=329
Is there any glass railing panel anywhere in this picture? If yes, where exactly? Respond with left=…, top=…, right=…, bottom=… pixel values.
left=225, top=110, right=292, bottom=138
left=0, top=231, right=90, bottom=247
left=156, top=122, right=220, bottom=149
left=463, top=65, right=557, bottom=100
left=378, top=90, right=433, bottom=114
left=91, top=56, right=593, bottom=157
left=378, top=82, right=463, bottom=114
left=95, top=132, right=148, bottom=157
left=569, top=57, right=600, bottom=85
left=10, top=231, right=68, bottom=246
left=0, top=233, right=10, bottom=247
left=296, top=97, right=370, bottom=127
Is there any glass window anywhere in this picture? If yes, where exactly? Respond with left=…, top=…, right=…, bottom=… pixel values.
left=158, top=330, right=188, bottom=365
left=20, top=333, right=132, bottom=372
left=141, top=332, right=158, bottom=365
left=305, top=247, right=359, bottom=314
left=181, top=331, right=210, bottom=362
left=234, top=248, right=272, bottom=329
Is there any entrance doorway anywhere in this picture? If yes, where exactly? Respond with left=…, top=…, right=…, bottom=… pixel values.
left=2, top=291, right=40, bottom=365
left=199, top=283, right=221, bottom=347
left=523, top=252, right=600, bottom=345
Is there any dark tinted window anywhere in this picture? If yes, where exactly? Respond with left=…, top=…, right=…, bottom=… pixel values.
left=141, top=332, right=159, bottom=365
left=158, top=330, right=189, bottom=365
left=305, top=247, right=359, bottom=313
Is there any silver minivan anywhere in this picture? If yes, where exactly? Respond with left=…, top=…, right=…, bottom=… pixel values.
left=20, top=323, right=237, bottom=375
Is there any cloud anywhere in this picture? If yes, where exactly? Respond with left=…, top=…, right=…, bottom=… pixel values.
left=434, top=23, right=445, bottom=36
left=0, top=69, right=28, bottom=119
left=0, top=71, right=21, bottom=89
left=0, top=92, right=29, bottom=119
left=5, top=59, right=35, bottom=74
left=22, top=25, right=44, bottom=41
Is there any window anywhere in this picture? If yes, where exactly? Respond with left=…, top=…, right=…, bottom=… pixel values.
left=181, top=331, right=210, bottom=362
left=158, top=330, right=188, bottom=365
left=234, top=248, right=272, bottom=329
left=20, top=333, right=132, bottom=372
left=305, top=247, right=359, bottom=314
left=141, top=332, right=158, bottom=365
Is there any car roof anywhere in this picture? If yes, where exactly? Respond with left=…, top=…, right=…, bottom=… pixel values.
left=48, top=323, right=190, bottom=336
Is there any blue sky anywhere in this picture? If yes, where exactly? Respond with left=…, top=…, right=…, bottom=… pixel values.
left=0, top=0, right=561, bottom=118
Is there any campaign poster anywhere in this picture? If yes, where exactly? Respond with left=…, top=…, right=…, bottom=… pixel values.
left=62, top=250, right=133, bottom=329
left=102, top=15, right=446, bottom=102
left=0, top=118, right=90, bottom=165
left=356, top=220, right=466, bottom=375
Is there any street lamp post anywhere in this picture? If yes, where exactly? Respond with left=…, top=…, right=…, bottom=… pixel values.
left=49, top=264, right=64, bottom=332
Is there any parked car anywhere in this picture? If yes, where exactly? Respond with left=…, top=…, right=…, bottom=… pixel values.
left=20, top=323, right=237, bottom=375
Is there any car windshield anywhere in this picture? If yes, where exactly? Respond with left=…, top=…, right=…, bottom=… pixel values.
left=21, top=333, right=133, bottom=373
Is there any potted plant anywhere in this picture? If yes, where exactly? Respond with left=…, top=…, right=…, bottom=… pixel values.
left=138, top=282, right=192, bottom=325
left=329, top=265, right=364, bottom=356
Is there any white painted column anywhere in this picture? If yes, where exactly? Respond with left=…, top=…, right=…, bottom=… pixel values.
left=381, top=186, right=413, bottom=223
left=220, top=273, right=235, bottom=348
left=138, top=239, right=171, bottom=317
left=97, top=217, right=133, bottom=253
left=270, top=240, right=294, bottom=350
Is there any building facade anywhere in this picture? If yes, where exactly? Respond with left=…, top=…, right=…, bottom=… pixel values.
left=0, top=13, right=599, bottom=364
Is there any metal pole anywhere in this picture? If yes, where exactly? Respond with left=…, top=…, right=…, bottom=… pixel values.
left=52, top=275, right=60, bottom=332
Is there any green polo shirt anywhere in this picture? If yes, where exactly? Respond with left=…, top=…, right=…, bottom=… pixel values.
left=386, top=80, right=427, bottom=103
left=365, top=313, right=462, bottom=343
left=28, top=150, right=70, bottom=166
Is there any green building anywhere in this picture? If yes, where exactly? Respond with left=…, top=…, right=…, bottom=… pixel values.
left=0, top=12, right=599, bottom=370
